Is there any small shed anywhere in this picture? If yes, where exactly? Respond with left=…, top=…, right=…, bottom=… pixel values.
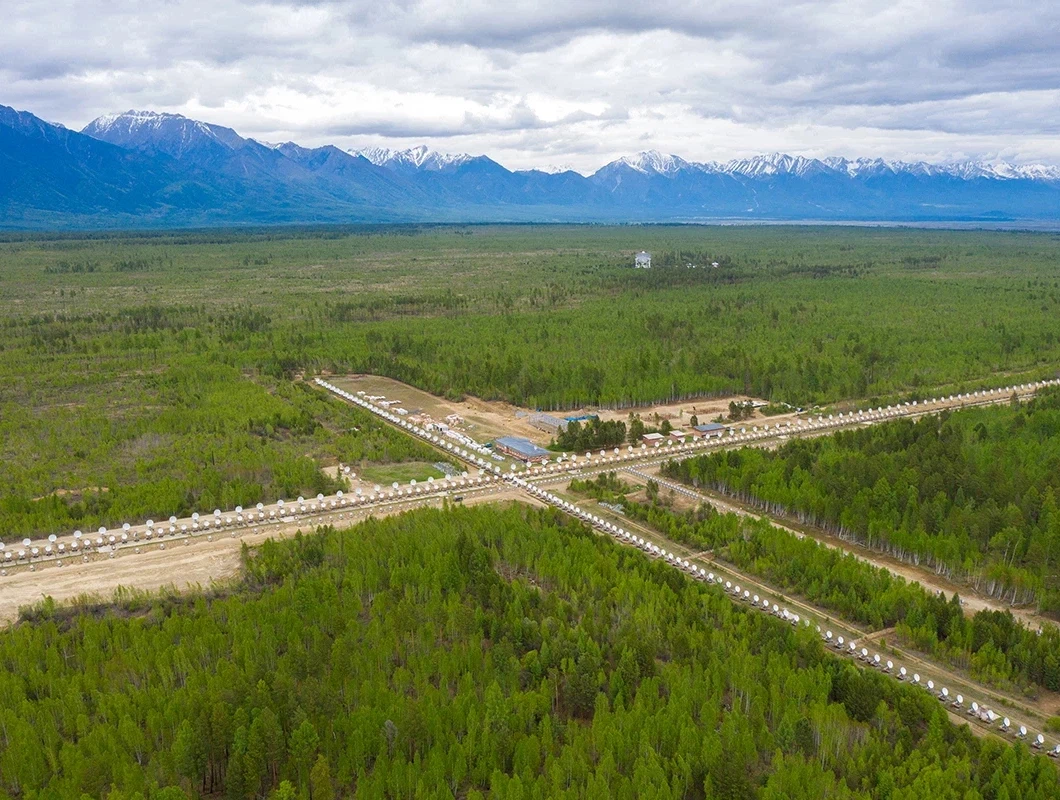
left=669, top=430, right=690, bottom=442
left=529, top=413, right=568, bottom=434
left=634, top=251, right=652, bottom=269
left=642, top=432, right=665, bottom=445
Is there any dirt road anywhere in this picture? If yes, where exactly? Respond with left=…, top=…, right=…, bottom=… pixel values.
left=0, top=487, right=526, bottom=626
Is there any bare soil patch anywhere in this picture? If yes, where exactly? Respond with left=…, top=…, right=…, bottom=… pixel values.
left=0, top=490, right=531, bottom=627
left=328, top=374, right=781, bottom=450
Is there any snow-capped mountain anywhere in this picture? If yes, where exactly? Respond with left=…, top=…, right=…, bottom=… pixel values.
left=612, top=150, right=697, bottom=176
left=82, top=110, right=249, bottom=159
left=717, top=153, right=828, bottom=178
left=520, top=163, right=579, bottom=175
left=592, top=150, right=1060, bottom=183
left=346, top=141, right=1060, bottom=187
left=5, top=103, right=1060, bottom=227
left=353, top=145, right=474, bottom=173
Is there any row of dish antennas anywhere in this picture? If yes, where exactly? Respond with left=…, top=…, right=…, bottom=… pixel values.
left=314, top=380, right=500, bottom=471
left=834, top=381, right=1057, bottom=421
left=772, top=380, right=1058, bottom=432
left=320, top=378, right=1056, bottom=476
left=1, top=474, right=501, bottom=564
left=512, top=477, right=1060, bottom=755
left=0, top=526, right=164, bottom=562
left=515, top=479, right=811, bottom=627
left=0, top=503, right=273, bottom=562
left=844, top=646, right=1055, bottom=750
left=821, top=627, right=1055, bottom=749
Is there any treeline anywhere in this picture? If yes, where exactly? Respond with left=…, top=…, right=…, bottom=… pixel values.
left=665, top=388, right=1060, bottom=609
left=44, top=257, right=161, bottom=273
left=3, top=505, right=1058, bottom=798
left=552, top=418, right=627, bottom=451
left=643, top=472, right=1060, bottom=694
left=43, top=259, right=100, bottom=274
left=567, top=471, right=634, bottom=503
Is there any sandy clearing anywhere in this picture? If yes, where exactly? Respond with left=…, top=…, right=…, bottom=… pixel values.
left=327, top=373, right=775, bottom=450
left=0, top=488, right=526, bottom=627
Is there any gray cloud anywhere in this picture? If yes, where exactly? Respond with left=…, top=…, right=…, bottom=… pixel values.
left=2, top=0, right=1059, bottom=171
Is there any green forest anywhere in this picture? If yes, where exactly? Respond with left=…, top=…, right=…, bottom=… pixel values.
left=3, top=225, right=1060, bottom=536
left=551, top=418, right=628, bottom=452
left=2, top=504, right=1058, bottom=799
left=662, top=388, right=1060, bottom=610
left=610, top=478, right=1060, bottom=695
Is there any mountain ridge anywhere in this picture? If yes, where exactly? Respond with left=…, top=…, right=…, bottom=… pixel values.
left=2, top=104, right=1059, bottom=228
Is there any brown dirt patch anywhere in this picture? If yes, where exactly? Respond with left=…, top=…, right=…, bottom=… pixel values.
left=327, top=374, right=779, bottom=450
left=0, top=488, right=532, bottom=627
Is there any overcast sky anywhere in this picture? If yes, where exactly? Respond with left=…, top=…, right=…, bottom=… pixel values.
left=3, top=0, right=1059, bottom=172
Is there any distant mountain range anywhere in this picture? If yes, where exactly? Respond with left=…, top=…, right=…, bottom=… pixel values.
left=3, top=104, right=1060, bottom=229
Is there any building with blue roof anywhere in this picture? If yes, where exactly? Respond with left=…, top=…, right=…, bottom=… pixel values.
left=494, top=436, right=552, bottom=463
left=693, top=422, right=728, bottom=438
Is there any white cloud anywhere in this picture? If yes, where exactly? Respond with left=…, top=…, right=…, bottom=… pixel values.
left=2, top=0, right=1059, bottom=172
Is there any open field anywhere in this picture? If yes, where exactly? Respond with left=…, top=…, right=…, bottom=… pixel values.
left=332, top=374, right=533, bottom=444
left=357, top=460, right=446, bottom=484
